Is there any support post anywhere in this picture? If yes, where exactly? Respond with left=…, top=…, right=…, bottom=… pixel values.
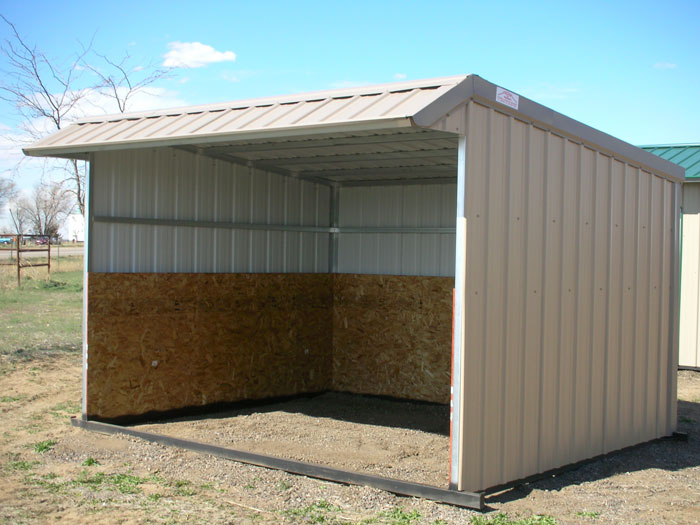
left=450, top=135, right=467, bottom=490
left=82, top=156, right=94, bottom=420
left=329, top=185, right=340, bottom=273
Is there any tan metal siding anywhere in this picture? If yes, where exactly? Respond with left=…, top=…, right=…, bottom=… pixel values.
left=679, top=184, right=700, bottom=368
left=91, top=148, right=330, bottom=273
left=458, top=101, right=678, bottom=491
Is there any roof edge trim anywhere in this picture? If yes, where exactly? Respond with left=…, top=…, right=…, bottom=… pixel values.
left=414, top=75, right=685, bottom=183
left=23, top=117, right=415, bottom=158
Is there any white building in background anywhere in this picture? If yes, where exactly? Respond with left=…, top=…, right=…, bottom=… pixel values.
left=65, top=212, right=85, bottom=242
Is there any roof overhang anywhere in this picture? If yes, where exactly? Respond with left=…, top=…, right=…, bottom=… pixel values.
left=24, top=74, right=686, bottom=185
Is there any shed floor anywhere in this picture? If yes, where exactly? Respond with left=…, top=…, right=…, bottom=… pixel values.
left=134, top=392, right=451, bottom=487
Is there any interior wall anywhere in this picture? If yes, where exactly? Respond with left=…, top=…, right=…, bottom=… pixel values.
left=455, top=100, right=678, bottom=492
left=337, top=184, right=456, bottom=276
left=86, top=272, right=453, bottom=420
left=86, top=272, right=333, bottom=420
left=332, top=274, right=452, bottom=403
left=90, top=148, right=330, bottom=273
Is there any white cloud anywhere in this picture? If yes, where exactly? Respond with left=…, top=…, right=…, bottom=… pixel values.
left=163, top=42, right=236, bottom=68
left=393, top=73, right=407, bottom=80
left=654, top=62, right=677, bottom=70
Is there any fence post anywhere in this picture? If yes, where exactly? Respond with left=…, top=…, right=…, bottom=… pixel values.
left=16, top=234, right=21, bottom=287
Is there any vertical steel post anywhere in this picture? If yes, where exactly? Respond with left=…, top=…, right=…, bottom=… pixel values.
left=450, top=135, right=467, bottom=490
left=82, top=157, right=95, bottom=420
left=329, top=184, right=340, bottom=273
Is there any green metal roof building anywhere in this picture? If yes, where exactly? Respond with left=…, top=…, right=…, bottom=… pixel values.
left=643, top=144, right=700, bottom=369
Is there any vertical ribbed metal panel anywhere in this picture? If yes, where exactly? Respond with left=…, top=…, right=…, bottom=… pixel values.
left=679, top=184, right=700, bottom=368
left=337, top=184, right=456, bottom=276
left=91, top=148, right=329, bottom=273
left=458, top=101, right=678, bottom=491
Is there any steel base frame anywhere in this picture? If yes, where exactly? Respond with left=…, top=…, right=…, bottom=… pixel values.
left=70, top=417, right=485, bottom=510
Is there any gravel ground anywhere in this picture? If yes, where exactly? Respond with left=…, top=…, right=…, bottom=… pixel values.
left=1, top=353, right=699, bottom=524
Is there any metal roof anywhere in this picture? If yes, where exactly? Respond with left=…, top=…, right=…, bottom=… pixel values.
left=24, top=74, right=685, bottom=185
left=641, top=144, right=700, bottom=180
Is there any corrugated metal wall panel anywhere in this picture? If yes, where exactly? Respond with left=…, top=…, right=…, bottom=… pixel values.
left=91, top=148, right=329, bottom=273
left=679, top=184, right=700, bottom=368
left=337, top=184, right=456, bottom=276
left=458, top=101, right=678, bottom=492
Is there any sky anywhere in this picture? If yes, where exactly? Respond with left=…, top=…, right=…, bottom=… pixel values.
left=0, top=0, right=699, bottom=222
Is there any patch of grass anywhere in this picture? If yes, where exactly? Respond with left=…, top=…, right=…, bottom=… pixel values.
left=8, top=460, right=38, bottom=471
left=471, top=514, right=557, bottom=525
left=282, top=500, right=343, bottom=523
left=82, top=457, right=100, bottom=466
left=679, top=416, right=694, bottom=424
left=33, top=439, right=56, bottom=454
left=377, top=507, right=422, bottom=524
left=49, top=401, right=81, bottom=418
left=73, top=470, right=155, bottom=495
left=172, top=480, right=196, bottom=496
left=576, top=511, right=600, bottom=519
left=0, top=256, right=83, bottom=362
left=0, top=395, right=23, bottom=402
left=147, top=493, right=164, bottom=502
left=277, top=479, right=292, bottom=491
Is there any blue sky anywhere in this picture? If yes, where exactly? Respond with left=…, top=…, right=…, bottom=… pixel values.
left=0, top=0, right=699, bottom=203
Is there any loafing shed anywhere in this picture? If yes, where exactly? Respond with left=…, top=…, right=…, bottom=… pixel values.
left=643, top=144, right=700, bottom=370
left=25, top=74, right=685, bottom=508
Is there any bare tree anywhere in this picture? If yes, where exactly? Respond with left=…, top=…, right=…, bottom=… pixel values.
left=0, top=16, right=173, bottom=215
left=0, top=14, right=90, bottom=214
left=16, top=182, right=73, bottom=238
left=0, top=177, right=16, bottom=209
left=7, top=201, right=29, bottom=235
left=84, top=51, right=171, bottom=113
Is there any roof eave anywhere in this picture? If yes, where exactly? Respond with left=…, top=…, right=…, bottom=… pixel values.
left=22, top=117, right=416, bottom=158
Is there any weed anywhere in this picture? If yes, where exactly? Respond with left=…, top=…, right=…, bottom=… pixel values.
left=0, top=395, right=23, bottom=402
left=471, top=513, right=557, bottom=525
left=277, top=479, right=292, bottom=491
left=200, top=482, right=214, bottom=490
left=172, top=479, right=196, bottom=496
left=8, top=460, right=38, bottom=471
left=148, top=493, right=164, bottom=502
left=33, top=439, right=56, bottom=454
left=378, top=507, right=421, bottom=524
left=282, top=499, right=343, bottom=523
left=49, top=401, right=81, bottom=418
left=679, top=416, right=694, bottom=424
left=82, top=457, right=100, bottom=466
left=576, top=511, right=600, bottom=518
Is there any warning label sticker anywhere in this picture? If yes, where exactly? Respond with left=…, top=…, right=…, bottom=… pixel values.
left=496, top=87, right=519, bottom=110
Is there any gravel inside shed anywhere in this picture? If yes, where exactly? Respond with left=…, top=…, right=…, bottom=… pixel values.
left=134, top=392, right=451, bottom=487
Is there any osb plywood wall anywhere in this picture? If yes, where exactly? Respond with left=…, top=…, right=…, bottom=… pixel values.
left=87, top=273, right=452, bottom=419
left=87, top=273, right=333, bottom=419
left=332, top=275, right=452, bottom=404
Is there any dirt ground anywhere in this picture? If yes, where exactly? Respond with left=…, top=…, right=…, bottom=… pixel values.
left=1, top=351, right=699, bottom=524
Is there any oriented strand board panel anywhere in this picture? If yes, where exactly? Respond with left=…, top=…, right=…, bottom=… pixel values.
left=332, top=274, right=452, bottom=403
left=87, top=273, right=333, bottom=420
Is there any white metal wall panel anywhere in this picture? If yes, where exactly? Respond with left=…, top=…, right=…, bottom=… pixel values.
left=457, top=101, right=678, bottom=492
left=337, top=184, right=456, bottom=276
left=679, top=183, right=700, bottom=368
left=91, top=148, right=329, bottom=273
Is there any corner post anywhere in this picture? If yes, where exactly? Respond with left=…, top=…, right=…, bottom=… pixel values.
left=82, top=156, right=95, bottom=420
left=450, top=134, right=467, bottom=490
